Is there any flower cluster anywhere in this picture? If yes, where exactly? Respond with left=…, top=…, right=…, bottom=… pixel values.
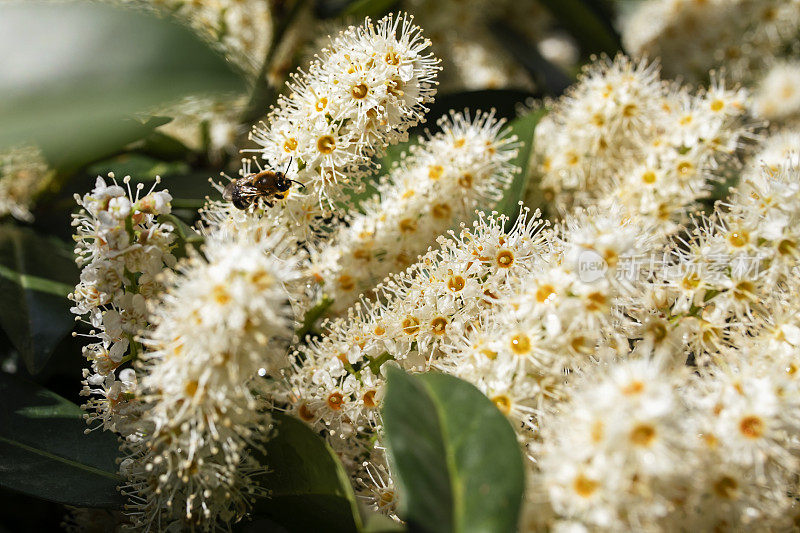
left=277, top=45, right=800, bottom=525
left=634, top=163, right=800, bottom=366
left=440, top=207, right=657, bottom=426
left=60, top=5, right=800, bottom=530
left=274, top=209, right=549, bottom=503
left=70, top=175, right=175, bottom=436
left=622, top=0, right=800, bottom=86
left=245, top=14, right=439, bottom=235
left=310, top=109, right=518, bottom=313
left=121, top=232, right=300, bottom=530
left=535, top=349, right=800, bottom=531
left=0, top=144, right=49, bottom=221
left=529, top=55, right=755, bottom=232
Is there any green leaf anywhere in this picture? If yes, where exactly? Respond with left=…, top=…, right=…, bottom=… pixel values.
left=341, top=0, right=400, bottom=18
left=0, top=226, right=78, bottom=374
left=0, top=3, right=244, bottom=166
left=537, top=0, right=621, bottom=57
left=423, top=90, right=538, bottom=128
left=0, top=372, right=124, bottom=508
left=87, top=153, right=190, bottom=184
left=251, top=413, right=362, bottom=532
left=382, top=368, right=525, bottom=533
left=493, top=108, right=547, bottom=219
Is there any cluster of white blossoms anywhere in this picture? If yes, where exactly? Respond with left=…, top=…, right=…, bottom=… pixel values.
left=274, top=209, right=550, bottom=506
left=120, top=232, right=300, bottom=530
left=535, top=347, right=800, bottom=531
left=439, top=207, right=658, bottom=425
left=286, top=162, right=800, bottom=531
left=69, top=175, right=175, bottom=436
left=272, top=50, right=800, bottom=530
left=65, top=12, right=443, bottom=530
left=63, top=0, right=800, bottom=526
left=0, top=144, right=49, bottom=221
left=310, top=109, right=518, bottom=313
left=638, top=163, right=800, bottom=367
left=529, top=55, right=755, bottom=232
left=622, top=0, right=800, bottom=86
left=244, top=14, right=440, bottom=236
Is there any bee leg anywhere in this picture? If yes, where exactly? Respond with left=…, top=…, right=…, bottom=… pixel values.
left=264, top=200, right=274, bottom=208
left=274, top=194, right=285, bottom=200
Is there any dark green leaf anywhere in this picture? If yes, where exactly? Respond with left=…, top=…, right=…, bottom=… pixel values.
left=251, top=413, right=361, bottom=532
left=87, top=154, right=190, bottom=184
left=136, top=131, right=194, bottom=162
left=0, top=372, right=124, bottom=508
left=382, top=367, right=525, bottom=533
left=421, top=90, right=538, bottom=130
left=0, top=226, right=78, bottom=374
left=537, top=0, right=621, bottom=57
left=341, top=0, right=400, bottom=18
left=493, top=108, right=547, bottom=219
left=0, top=3, right=244, bottom=166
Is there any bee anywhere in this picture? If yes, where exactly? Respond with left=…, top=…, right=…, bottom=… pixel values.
left=223, top=160, right=304, bottom=209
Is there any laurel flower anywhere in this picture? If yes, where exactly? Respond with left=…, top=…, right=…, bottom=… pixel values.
left=529, top=55, right=754, bottom=231
left=274, top=209, right=548, bottom=458
left=310, top=109, right=519, bottom=313
left=70, top=174, right=175, bottom=435
left=653, top=163, right=800, bottom=364
left=537, top=356, right=692, bottom=530
left=0, top=144, right=49, bottom=222
left=439, top=206, right=657, bottom=424
left=246, top=13, right=439, bottom=235
left=123, top=232, right=300, bottom=530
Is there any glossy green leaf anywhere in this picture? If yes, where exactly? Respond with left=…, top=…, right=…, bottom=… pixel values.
left=87, top=154, right=190, bottom=184
left=422, top=90, right=538, bottom=128
left=382, top=367, right=525, bottom=533
left=342, top=0, right=400, bottom=18
left=0, top=3, right=244, bottom=166
left=0, top=372, right=124, bottom=508
left=0, top=226, right=78, bottom=374
left=251, top=413, right=362, bottom=532
left=494, top=108, right=547, bottom=219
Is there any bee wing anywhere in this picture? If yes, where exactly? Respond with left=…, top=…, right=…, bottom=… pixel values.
left=224, top=181, right=261, bottom=201
left=222, top=181, right=238, bottom=201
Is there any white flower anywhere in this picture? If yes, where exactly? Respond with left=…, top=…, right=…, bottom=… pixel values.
left=70, top=174, right=175, bottom=434
left=528, top=55, right=754, bottom=234
left=311, top=109, right=519, bottom=314
left=124, top=231, right=301, bottom=530
left=241, top=13, right=439, bottom=238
